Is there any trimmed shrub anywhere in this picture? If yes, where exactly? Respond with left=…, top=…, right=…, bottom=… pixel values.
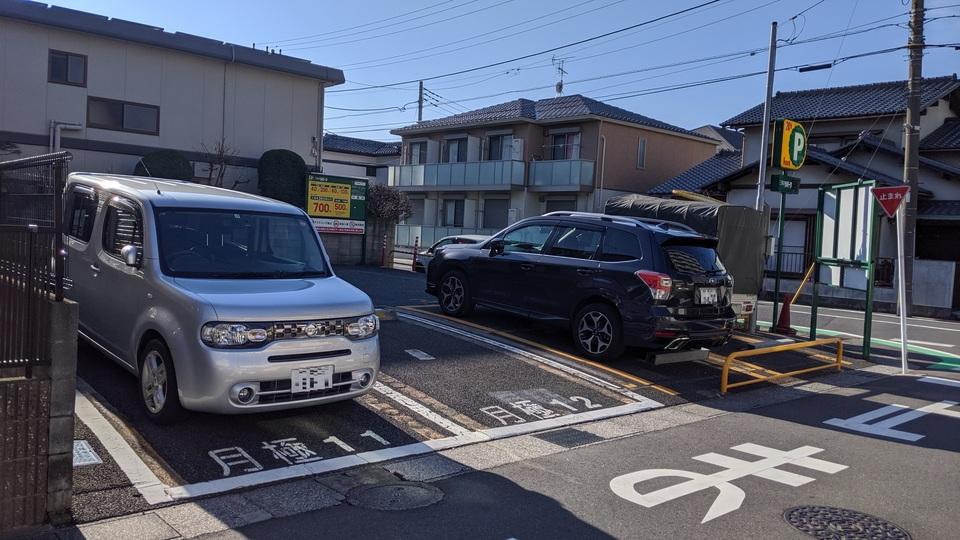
left=133, top=150, right=193, bottom=181
left=367, top=184, right=412, bottom=222
left=258, top=149, right=307, bottom=207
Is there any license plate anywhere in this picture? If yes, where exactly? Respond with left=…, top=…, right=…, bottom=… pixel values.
left=696, top=287, right=719, bottom=305
left=291, top=366, right=333, bottom=393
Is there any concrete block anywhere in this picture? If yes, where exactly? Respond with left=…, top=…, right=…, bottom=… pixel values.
left=154, top=494, right=271, bottom=537
left=384, top=454, right=472, bottom=482
left=46, top=452, right=72, bottom=494
left=46, top=415, right=74, bottom=455
left=243, top=479, right=343, bottom=518
left=47, top=301, right=78, bottom=381
left=48, top=378, right=75, bottom=418
left=68, top=513, right=178, bottom=540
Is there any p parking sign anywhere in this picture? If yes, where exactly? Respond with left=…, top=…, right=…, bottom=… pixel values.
left=772, top=119, right=807, bottom=171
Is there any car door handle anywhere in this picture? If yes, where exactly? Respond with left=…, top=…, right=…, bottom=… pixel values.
left=519, top=263, right=534, bottom=271
left=89, top=264, right=100, bottom=273
left=577, top=268, right=599, bottom=275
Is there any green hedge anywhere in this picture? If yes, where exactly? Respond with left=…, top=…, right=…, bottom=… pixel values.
left=133, top=150, right=193, bottom=181
left=258, top=149, right=307, bottom=207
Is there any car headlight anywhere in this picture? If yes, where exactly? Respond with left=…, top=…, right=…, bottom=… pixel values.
left=201, top=322, right=269, bottom=348
left=346, top=314, right=379, bottom=339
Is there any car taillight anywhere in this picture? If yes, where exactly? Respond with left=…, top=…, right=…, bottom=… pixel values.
left=635, top=270, right=672, bottom=301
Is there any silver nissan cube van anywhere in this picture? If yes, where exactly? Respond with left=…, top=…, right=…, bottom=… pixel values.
left=64, top=173, right=379, bottom=422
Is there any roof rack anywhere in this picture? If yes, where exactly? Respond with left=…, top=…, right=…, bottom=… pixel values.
left=542, top=211, right=696, bottom=233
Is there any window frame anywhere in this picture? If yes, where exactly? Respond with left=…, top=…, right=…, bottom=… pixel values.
left=441, top=199, right=465, bottom=227
left=444, top=137, right=468, bottom=163
left=48, top=49, right=87, bottom=87
left=597, top=227, right=645, bottom=263
left=64, top=184, right=99, bottom=243
left=500, top=223, right=556, bottom=255
left=100, top=196, right=144, bottom=266
left=543, top=224, right=603, bottom=260
left=408, top=141, right=428, bottom=165
left=87, top=96, right=161, bottom=136
left=636, top=137, right=647, bottom=169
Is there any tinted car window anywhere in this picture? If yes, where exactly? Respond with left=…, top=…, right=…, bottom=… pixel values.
left=598, top=228, right=643, bottom=262
left=430, top=238, right=453, bottom=253
left=545, top=226, right=602, bottom=259
left=66, top=187, right=98, bottom=242
left=101, top=200, right=142, bottom=264
left=503, top=225, right=554, bottom=254
left=665, top=244, right=726, bottom=274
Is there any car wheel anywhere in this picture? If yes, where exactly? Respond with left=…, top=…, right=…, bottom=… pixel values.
left=139, top=338, right=184, bottom=424
left=438, top=270, right=474, bottom=316
left=572, top=303, right=625, bottom=361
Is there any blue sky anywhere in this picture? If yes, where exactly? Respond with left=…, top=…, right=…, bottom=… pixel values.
left=52, top=0, right=960, bottom=141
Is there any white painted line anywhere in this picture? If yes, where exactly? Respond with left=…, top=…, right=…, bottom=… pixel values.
left=372, top=380, right=472, bottom=436
left=891, top=338, right=954, bottom=348
left=482, top=402, right=660, bottom=439
left=919, top=376, right=960, bottom=388
left=74, top=389, right=173, bottom=504
left=758, top=302, right=960, bottom=332
left=405, top=348, right=436, bottom=360
left=398, top=312, right=662, bottom=407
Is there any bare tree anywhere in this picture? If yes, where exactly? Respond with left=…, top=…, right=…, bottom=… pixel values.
left=197, top=137, right=235, bottom=188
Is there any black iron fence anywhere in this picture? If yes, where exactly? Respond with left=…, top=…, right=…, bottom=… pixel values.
left=0, top=152, right=71, bottom=369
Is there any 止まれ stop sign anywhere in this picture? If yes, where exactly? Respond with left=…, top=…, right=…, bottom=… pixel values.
left=871, top=185, right=910, bottom=218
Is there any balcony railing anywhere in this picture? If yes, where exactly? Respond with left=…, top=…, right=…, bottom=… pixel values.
left=388, top=160, right=525, bottom=189
left=395, top=225, right=499, bottom=247
left=529, top=159, right=595, bottom=190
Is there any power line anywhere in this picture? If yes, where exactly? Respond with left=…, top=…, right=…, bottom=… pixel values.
left=286, top=0, right=515, bottom=51
left=327, top=0, right=724, bottom=93
left=258, top=0, right=465, bottom=45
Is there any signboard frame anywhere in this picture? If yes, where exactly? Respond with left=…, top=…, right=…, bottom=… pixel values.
left=306, top=174, right=368, bottom=235
left=771, top=119, right=807, bottom=171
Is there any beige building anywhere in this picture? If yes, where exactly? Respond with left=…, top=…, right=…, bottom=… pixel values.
left=0, top=0, right=348, bottom=190
left=387, top=94, right=718, bottom=246
left=321, top=134, right=400, bottom=185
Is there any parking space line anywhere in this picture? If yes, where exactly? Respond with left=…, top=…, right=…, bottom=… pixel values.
left=375, top=372, right=488, bottom=431
left=397, top=310, right=667, bottom=406
left=398, top=306, right=679, bottom=397
left=372, top=380, right=473, bottom=437
left=75, top=388, right=174, bottom=505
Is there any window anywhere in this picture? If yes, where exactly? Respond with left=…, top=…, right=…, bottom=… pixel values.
left=550, top=132, right=581, bottom=160
left=482, top=198, right=509, bottom=230
left=65, top=186, right=98, bottom=242
left=429, top=238, right=453, bottom=254
left=101, top=198, right=143, bottom=265
left=598, top=228, right=643, bottom=262
left=545, top=198, right=577, bottom=213
left=441, top=199, right=464, bottom=227
left=487, top=134, right=513, bottom=161
left=88, top=97, right=160, bottom=135
left=443, top=138, right=468, bottom=163
left=502, top=224, right=554, bottom=254
left=665, top=244, right=726, bottom=275
left=409, top=142, right=427, bottom=165
left=365, top=166, right=379, bottom=177
left=404, top=198, right=425, bottom=225
left=48, top=50, right=86, bottom=87
left=545, top=226, right=602, bottom=260
left=636, top=137, right=647, bottom=169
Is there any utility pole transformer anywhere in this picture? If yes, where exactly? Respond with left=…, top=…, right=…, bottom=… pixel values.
left=755, top=21, right=778, bottom=211
left=418, top=80, right=424, bottom=123
left=902, top=0, right=923, bottom=315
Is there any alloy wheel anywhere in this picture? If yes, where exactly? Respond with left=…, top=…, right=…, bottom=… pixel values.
left=577, top=311, right=613, bottom=355
left=440, top=275, right=465, bottom=313
left=141, top=350, right=168, bottom=413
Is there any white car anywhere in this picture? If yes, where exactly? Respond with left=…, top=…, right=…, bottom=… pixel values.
left=413, top=235, right=489, bottom=273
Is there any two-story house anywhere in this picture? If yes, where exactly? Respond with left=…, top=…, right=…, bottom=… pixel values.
left=321, top=134, right=400, bottom=185
left=387, top=94, right=718, bottom=247
left=0, top=0, right=344, bottom=190
left=650, top=75, right=960, bottom=316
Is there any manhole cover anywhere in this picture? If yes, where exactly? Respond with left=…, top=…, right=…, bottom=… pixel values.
left=784, top=506, right=911, bottom=540
left=346, top=482, right=443, bottom=511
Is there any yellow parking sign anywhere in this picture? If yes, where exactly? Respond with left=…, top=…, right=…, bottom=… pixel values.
left=773, top=119, right=806, bottom=170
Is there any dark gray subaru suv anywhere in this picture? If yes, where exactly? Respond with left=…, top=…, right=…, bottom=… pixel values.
left=425, top=212, right=735, bottom=361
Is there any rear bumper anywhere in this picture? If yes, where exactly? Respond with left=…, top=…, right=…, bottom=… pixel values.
left=623, top=306, right=735, bottom=350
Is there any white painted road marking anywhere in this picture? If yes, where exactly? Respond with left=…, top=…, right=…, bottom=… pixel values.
left=373, top=380, right=473, bottom=436
left=75, top=388, right=173, bottom=504
left=824, top=400, right=960, bottom=441
left=610, top=443, right=847, bottom=523
left=892, top=338, right=954, bottom=348
left=209, top=447, right=264, bottom=476
left=919, top=376, right=960, bottom=389
left=405, top=348, right=436, bottom=360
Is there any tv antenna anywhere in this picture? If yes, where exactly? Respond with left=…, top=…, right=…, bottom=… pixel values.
left=552, top=56, right=570, bottom=96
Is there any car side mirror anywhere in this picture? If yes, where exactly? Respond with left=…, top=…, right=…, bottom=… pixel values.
left=488, top=239, right=504, bottom=256
left=120, top=245, right=140, bottom=267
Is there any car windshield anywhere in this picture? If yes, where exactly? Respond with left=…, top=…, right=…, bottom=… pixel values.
left=156, top=208, right=328, bottom=279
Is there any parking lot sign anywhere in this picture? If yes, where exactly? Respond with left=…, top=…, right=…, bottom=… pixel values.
left=306, top=175, right=367, bottom=235
left=771, top=173, right=800, bottom=194
left=772, top=119, right=806, bottom=170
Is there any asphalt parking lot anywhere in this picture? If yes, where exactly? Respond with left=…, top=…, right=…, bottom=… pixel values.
left=68, top=266, right=931, bottom=524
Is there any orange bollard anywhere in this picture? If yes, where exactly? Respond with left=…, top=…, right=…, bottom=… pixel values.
left=772, top=293, right=797, bottom=336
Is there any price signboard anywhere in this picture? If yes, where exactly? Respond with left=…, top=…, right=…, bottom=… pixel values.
left=306, top=175, right=367, bottom=235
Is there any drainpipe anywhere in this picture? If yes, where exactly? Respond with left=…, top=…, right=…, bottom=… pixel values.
left=597, top=134, right=607, bottom=212
left=49, top=121, right=83, bottom=153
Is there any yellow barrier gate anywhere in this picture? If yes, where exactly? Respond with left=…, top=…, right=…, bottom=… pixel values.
left=720, top=337, right=844, bottom=394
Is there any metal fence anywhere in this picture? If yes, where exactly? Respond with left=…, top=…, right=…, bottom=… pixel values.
left=0, top=152, right=71, bottom=369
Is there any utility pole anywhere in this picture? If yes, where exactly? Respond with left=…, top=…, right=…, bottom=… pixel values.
left=417, top=80, right=424, bottom=123
left=902, top=0, right=923, bottom=315
left=755, top=21, right=778, bottom=211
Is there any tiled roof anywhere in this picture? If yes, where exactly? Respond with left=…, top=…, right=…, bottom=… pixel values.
left=838, top=134, right=960, bottom=177
left=918, top=200, right=960, bottom=219
left=722, top=75, right=960, bottom=127
left=393, top=94, right=711, bottom=140
left=921, top=118, right=960, bottom=150
left=648, top=151, right=744, bottom=195
left=693, top=125, right=743, bottom=151
left=323, top=134, right=400, bottom=156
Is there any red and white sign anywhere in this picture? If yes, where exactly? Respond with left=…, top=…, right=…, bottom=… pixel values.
left=871, top=186, right=910, bottom=218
